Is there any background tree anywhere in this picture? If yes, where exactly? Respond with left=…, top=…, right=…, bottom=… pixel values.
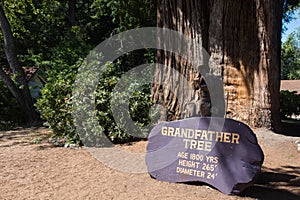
left=283, top=0, right=300, bottom=27
left=0, top=0, right=108, bottom=127
left=281, top=29, right=300, bottom=79
left=35, top=0, right=157, bottom=144
left=0, top=4, right=39, bottom=125
left=152, top=0, right=286, bottom=130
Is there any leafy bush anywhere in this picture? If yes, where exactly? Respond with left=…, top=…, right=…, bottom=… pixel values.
left=32, top=0, right=156, bottom=145
left=280, top=90, right=300, bottom=119
left=37, top=59, right=154, bottom=145
left=96, top=63, right=154, bottom=143
left=0, top=81, right=26, bottom=130
left=36, top=64, right=79, bottom=144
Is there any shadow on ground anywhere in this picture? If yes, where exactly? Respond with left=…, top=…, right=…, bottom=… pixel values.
left=242, top=166, right=300, bottom=199
left=278, top=120, right=300, bottom=137
left=0, top=127, right=51, bottom=148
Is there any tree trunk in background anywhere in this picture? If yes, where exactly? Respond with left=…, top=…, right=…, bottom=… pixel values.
left=68, top=0, right=77, bottom=26
left=152, top=0, right=283, bottom=130
left=0, top=5, right=39, bottom=126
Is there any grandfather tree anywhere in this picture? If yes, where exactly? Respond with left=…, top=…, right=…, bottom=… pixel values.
left=152, top=0, right=284, bottom=130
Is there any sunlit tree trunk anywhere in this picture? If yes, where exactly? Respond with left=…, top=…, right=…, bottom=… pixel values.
left=152, top=0, right=283, bottom=130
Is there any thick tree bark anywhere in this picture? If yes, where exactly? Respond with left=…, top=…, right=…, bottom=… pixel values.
left=152, top=0, right=212, bottom=121
left=153, top=0, right=283, bottom=130
left=0, top=5, right=39, bottom=125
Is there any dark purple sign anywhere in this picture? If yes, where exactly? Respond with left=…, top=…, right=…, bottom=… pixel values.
left=146, top=117, right=264, bottom=195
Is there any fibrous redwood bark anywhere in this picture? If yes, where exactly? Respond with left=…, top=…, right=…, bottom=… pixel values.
left=152, top=0, right=212, bottom=121
left=152, top=0, right=283, bottom=130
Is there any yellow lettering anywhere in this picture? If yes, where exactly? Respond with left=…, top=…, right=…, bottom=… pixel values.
left=177, top=152, right=188, bottom=159
left=197, top=140, right=204, bottom=150
left=200, top=130, right=208, bottom=140
left=190, top=140, right=197, bottom=149
left=174, top=128, right=181, bottom=137
left=208, top=131, right=215, bottom=141
left=161, top=126, right=167, bottom=135
left=181, top=129, right=188, bottom=138
left=162, top=126, right=240, bottom=146
left=183, top=139, right=190, bottom=148
left=215, top=132, right=223, bottom=142
left=205, top=141, right=212, bottom=151
left=199, top=171, right=205, bottom=178
left=176, top=167, right=206, bottom=178
left=223, top=132, right=231, bottom=143
left=188, top=129, right=194, bottom=138
left=168, top=127, right=174, bottom=136
left=195, top=130, right=202, bottom=139
left=232, top=133, right=240, bottom=144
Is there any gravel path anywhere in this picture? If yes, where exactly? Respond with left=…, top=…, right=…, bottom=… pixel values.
left=0, top=127, right=300, bottom=199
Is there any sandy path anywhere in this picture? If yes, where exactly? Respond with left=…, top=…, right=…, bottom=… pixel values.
left=0, top=127, right=300, bottom=199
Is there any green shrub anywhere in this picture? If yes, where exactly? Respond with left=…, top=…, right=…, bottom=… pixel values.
left=0, top=80, right=26, bottom=130
left=37, top=60, right=154, bottom=145
left=95, top=63, right=153, bottom=143
left=280, top=90, right=300, bottom=119
left=36, top=64, right=79, bottom=144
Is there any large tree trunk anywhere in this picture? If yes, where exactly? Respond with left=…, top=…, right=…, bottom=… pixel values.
left=152, top=0, right=283, bottom=130
left=0, top=5, right=39, bottom=125
left=152, top=0, right=212, bottom=121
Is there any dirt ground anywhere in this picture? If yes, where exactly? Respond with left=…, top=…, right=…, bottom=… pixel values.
left=0, top=127, right=300, bottom=200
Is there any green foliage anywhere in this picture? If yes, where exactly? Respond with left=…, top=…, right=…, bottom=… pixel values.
left=36, top=64, right=79, bottom=144
left=95, top=62, right=153, bottom=143
left=0, top=80, right=25, bottom=130
left=280, top=90, right=300, bottom=119
left=281, top=29, right=300, bottom=79
left=1, top=0, right=157, bottom=143
left=37, top=60, right=154, bottom=145
left=33, top=1, right=156, bottom=144
left=1, top=0, right=110, bottom=69
left=91, top=0, right=156, bottom=33
left=283, top=0, right=300, bottom=31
